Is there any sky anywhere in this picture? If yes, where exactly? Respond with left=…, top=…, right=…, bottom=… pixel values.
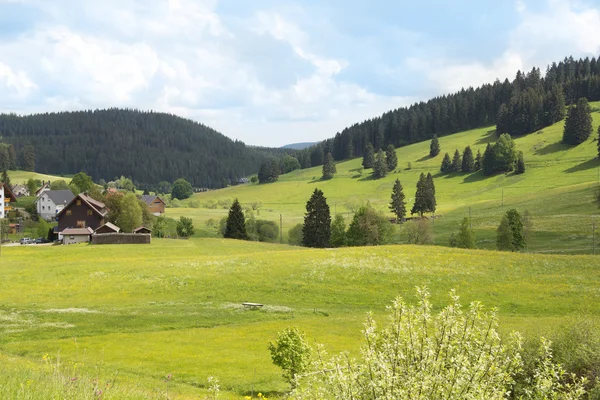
left=1, top=0, right=600, bottom=147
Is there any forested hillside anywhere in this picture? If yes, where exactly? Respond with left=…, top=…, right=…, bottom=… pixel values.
left=296, top=55, right=600, bottom=167
left=0, top=109, right=292, bottom=188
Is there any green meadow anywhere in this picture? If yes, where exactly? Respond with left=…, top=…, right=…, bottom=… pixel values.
left=169, top=104, right=600, bottom=254
left=1, top=239, right=599, bottom=398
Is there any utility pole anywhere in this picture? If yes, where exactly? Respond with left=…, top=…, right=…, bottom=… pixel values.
left=279, top=214, right=283, bottom=244
left=469, top=207, right=472, bottom=229
left=593, top=221, right=596, bottom=256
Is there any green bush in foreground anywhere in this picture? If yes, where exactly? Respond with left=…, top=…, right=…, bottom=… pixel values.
left=293, top=288, right=585, bottom=399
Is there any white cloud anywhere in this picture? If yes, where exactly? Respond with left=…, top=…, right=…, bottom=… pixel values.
left=0, top=62, right=37, bottom=97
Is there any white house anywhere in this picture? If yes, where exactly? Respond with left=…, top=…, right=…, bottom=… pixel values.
left=11, top=184, right=29, bottom=197
left=35, top=190, right=75, bottom=221
left=1, top=182, right=17, bottom=219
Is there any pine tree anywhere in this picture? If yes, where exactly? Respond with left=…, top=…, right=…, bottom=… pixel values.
left=482, top=143, right=495, bottom=176
left=362, top=142, right=375, bottom=169
left=389, top=179, right=406, bottom=223
left=461, top=146, right=475, bottom=173
left=496, top=215, right=513, bottom=251
left=373, top=149, right=388, bottom=179
left=330, top=215, right=347, bottom=247
left=7, top=145, right=16, bottom=170
left=344, top=142, right=354, bottom=160
left=302, top=189, right=331, bottom=248
left=425, top=173, right=437, bottom=215
left=224, top=198, right=248, bottom=240
left=22, top=144, right=35, bottom=171
left=544, top=84, right=566, bottom=125
left=506, top=209, right=525, bottom=251
left=515, top=151, right=525, bottom=174
left=429, top=135, right=440, bottom=157
left=322, top=153, right=336, bottom=180
left=1, top=170, right=10, bottom=186
left=385, top=144, right=398, bottom=171
left=562, top=97, right=593, bottom=145
left=474, top=149, right=482, bottom=171
left=411, top=173, right=430, bottom=217
left=258, top=162, right=270, bottom=184
left=451, top=149, right=461, bottom=172
left=456, top=217, right=475, bottom=249
left=597, top=125, right=600, bottom=158
left=440, top=153, right=452, bottom=173
left=269, top=159, right=281, bottom=181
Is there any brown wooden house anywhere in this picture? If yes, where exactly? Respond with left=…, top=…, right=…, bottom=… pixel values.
left=57, top=193, right=108, bottom=238
left=140, top=195, right=165, bottom=216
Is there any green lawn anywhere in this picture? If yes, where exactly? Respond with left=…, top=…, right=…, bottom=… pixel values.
left=168, top=105, right=600, bottom=254
left=1, top=239, right=599, bottom=398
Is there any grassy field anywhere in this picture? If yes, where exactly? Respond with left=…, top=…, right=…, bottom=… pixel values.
left=1, top=239, right=599, bottom=398
left=6, top=171, right=70, bottom=185
left=167, top=105, right=600, bottom=254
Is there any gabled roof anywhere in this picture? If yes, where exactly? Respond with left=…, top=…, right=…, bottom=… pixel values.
left=94, top=222, right=120, bottom=233
left=38, top=190, right=75, bottom=205
left=35, top=182, right=50, bottom=196
left=61, top=227, right=94, bottom=235
left=2, top=182, right=17, bottom=202
left=140, top=195, right=165, bottom=205
left=133, top=226, right=152, bottom=233
left=57, top=192, right=108, bottom=218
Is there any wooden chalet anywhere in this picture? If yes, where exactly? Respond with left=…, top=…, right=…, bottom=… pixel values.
left=140, top=195, right=165, bottom=216
left=1, top=182, right=17, bottom=219
left=57, top=193, right=108, bottom=237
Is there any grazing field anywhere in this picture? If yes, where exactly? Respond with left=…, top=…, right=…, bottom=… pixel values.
left=1, top=239, right=599, bottom=398
left=168, top=105, right=600, bottom=254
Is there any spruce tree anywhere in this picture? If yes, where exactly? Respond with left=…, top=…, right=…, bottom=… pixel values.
left=385, top=144, right=398, bottom=171
left=516, top=151, right=525, bottom=174
left=429, top=135, right=440, bottom=157
left=389, top=179, right=406, bottom=223
left=411, top=173, right=428, bottom=217
left=461, top=146, right=475, bottom=173
left=269, top=159, right=281, bottom=181
left=456, top=217, right=475, bottom=249
left=506, top=209, right=525, bottom=251
left=496, top=215, right=513, bottom=251
left=322, top=153, right=336, bottom=180
left=344, top=142, right=354, bottom=160
left=258, top=162, right=270, bottom=183
left=302, top=189, right=331, bottom=248
left=597, top=125, right=600, bottom=158
left=224, top=198, right=248, bottom=240
left=482, top=144, right=495, bottom=176
left=1, top=170, right=9, bottom=186
left=362, top=142, right=375, bottom=169
left=451, top=149, right=461, bottom=172
left=474, top=149, right=482, bottom=171
left=544, top=84, right=566, bottom=125
left=562, top=97, right=593, bottom=145
left=22, top=144, right=35, bottom=171
left=440, top=152, right=451, bottom=173
left=373, top=149, right=388, bottom=179
left=425, top=173, right=437, bottom=215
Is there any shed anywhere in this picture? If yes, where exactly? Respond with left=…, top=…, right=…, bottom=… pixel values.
left=94, top=222, right=121, bottom=234
left=61, top=227, right=94, bottom=245
left=133, top=226, right=152, bottom=234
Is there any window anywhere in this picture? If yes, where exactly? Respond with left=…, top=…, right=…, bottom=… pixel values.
left=77, top=221, right=86, bottom=228
left=87, top=210, right=93, bottom=216
left=76, top=200, right=82, bottom=206
left=66, top=210, right=72, bottom=216
left=42, top=206, right=45, bottom=210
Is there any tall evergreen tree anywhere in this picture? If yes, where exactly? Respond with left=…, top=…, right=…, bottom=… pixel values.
left=515, top=151, right=525, bottom=174
left=544, top=84, right=566, bottom=125
left=496, top=215, right=513, bottom=251
left=302, top=189, right=331, bottom=248
left=456, top=217, right=476, bottom=249
left=389, top=179, right=406, bottom=223
left=411, top=173, right=435, bottom=217
left=1, top=170, right=10, bottom=186
left=482, top=144, right=496, bottom=176
left=22, top=144, right=35, bottom=171
left=362, top=142, right=375, bottom=169
left=344, top=142, right=354, bottom=160
left=440, top=152, right=452, bottom=173
left=563, top=97, right=593, bottom=145
left=385, top=144, right=398, bottom=171
left=373, top=149, right=388, bottom=179
left=425, top=173, right=437, bottom=215
left=224, top=198, right=248, bottom=240
left=461, top=146, right=475, bottom=173
left=451, top=149, right=462, bottom=172
left=322, top=153, right=337, bottom=180
left=506, top=209, right=525, bottom=251
left=429, top=135, right=440, bottom=157
left=269, top=159, right=281, bottom=181
left=474, top=149, right=482, bottom=171
left=258, top=162, right=271, bottom=184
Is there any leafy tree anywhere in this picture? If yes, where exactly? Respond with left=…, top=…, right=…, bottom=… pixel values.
left=494, top=133, right=517, bottom=173
left=429, top=134, right=440, bottom=157
left=302, top=189, right=331, bottom=248
left=176, top=216, right=195, bottom=237
left=563, top=97, right=593, bottom=145
left=21, top=144, right=35, bottom=171
left=281, top=155, right=301, bottom=173
left=362, top=142, right=375, bottom=169
left=389, top=179, right=406, bottom=223
left=321, top=153, right=336, bottom=180
left=451, top=149, right=461, bottom=172
left=26, top=178, right=39, bottom=197
left=268, top=327, right=311, bottom=389
left=118, top=193, right=143, bottom=233
left=224, top=198, right=248, bottom=240
left=287, top=223, right=303, bottom=246
left=461, top=146, right=475, bottom=173
left=346, top=203, right=393, bottom=246
left=474, top=149, right=482, bottom=170
left=36, top=219, right=49, bottom=238
left=50, top=179, right=69, bottom=191
left=117, top=176, right=135, bottom=192
left=372, top=149, right=388, bottom=179
left=152, top=216, right=168, bottom=238
left=171, top=178, right=193, bottom=200
left=255, top=219, right=278, bottom=242
left=385, top=144, right=398, bottom=171
left=440, top=152, right=452, bottom=173
left=405, top=219, right=433, bottom=245
left=496, top=215, right=513, bottom=251
left=157, top=181, right=172, bottom=195
left=69, top=171, right=94, bottom=194
left=506, top=209, right=525, bottom=251
left=329, top=214, right=347, bottom=247
left=516, top=151, right=525, bottom=174
left=456, top=217, right=476, bottom=249
left=0, top=170, right=9, bottom=186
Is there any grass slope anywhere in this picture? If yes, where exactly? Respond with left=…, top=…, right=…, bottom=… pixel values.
left=169, top=105, right=600, bottom=253
left=1, top=239, right=599, bottom=398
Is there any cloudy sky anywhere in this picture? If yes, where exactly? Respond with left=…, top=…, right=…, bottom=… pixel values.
left=1, top=0, right=600, bottom=147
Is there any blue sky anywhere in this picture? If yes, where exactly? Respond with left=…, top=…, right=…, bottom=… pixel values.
left=1, top=0, right=599, bottom=146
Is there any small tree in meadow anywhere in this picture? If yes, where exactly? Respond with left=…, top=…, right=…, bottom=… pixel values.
left=385, top=144, right=398, bottom=171
left=405, top=219, right=433, bottom=245
left=516, top=151, right=526, bottom=174
left=302, top=189, right=331, bottom=248
left=440, top=152, right=452, bottom=173
left=429, top=134, right=440, bottom=157
left=474, top=149, right=482, bottom=170
left=461, top=146, right=475, bottom=173
left=287, top=223, right=303, bottom=246
left=373, top=149, right=388, bottom=179
left=176, top=216, right=195, bottom=237
left=389, top=178, right=406, bottom=223
left=506, top=209, right=525, bottom=251
left=496, top=215, right=513, bottom=251
left=329, top=215, right=347, bottom=247
left=451, top=149, right=462, bottom=172
left=456, top=217, right=475, bottom=249
left=268, top=327, right=312, bottom=389
left=321, top=153, right=336, bottom=180
left=224, top=198, right=248, bottom=240
left=362, top=142, right=375, bottom=169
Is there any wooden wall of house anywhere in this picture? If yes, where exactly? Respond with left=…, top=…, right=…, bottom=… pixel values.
left=58, top=200, right=105, bottom=231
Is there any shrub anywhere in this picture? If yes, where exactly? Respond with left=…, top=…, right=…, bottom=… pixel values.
left=268, top=327, right=311, bottom=389
left=176, top=216, right=195, bottom=237
left=346, top=204, right=393, bottom=246
left=405, top=219, right=433, bottom=245
left=288, top=223, right=303, bottom=246
left=256, top=220, right=279, bottom=242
